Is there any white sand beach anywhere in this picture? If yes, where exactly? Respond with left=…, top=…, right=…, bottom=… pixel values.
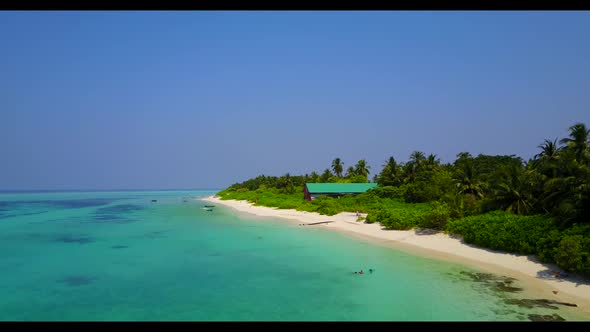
left=202, top=195, right=590, bottom=313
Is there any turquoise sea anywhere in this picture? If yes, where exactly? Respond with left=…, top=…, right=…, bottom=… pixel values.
left=0, top=190, right=587, bottom=321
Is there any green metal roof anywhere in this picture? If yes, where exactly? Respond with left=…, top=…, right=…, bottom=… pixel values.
left=305, top=183, right=378, bottom=194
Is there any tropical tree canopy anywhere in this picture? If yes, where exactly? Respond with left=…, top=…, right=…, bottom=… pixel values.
left=331, top=158, right=344, bottom=177
left=219, top=122, right=590, bottom=278
left=560, top=123, right=590, bottom=163
left=354, top=159, right=371, bottom=178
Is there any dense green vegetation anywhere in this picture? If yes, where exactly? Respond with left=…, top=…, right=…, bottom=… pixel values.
left=217, top=123, right=590, bottom=277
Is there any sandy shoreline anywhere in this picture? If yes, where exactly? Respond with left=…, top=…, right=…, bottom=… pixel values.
left=201, top=195, right=590, bottom=314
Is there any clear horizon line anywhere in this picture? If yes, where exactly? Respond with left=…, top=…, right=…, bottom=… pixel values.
left=0, top=188, right=223, bottom=193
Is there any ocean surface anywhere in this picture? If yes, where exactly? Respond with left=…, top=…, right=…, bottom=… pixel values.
left=0, top=190, right=587, bottom=321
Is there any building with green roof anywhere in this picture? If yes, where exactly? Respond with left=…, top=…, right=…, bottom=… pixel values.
left=304, top=183, right=378, bottom=201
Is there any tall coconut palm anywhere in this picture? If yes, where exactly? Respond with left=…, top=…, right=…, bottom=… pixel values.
left=542, top=174, right=579, bottom=221
left=425, top=153, right=440, bottom=169
left=345, top=166, right=356, bottom=178
left=404, top=151, right=426, bottom=183
left=426, top=153, right=438, bottom=163
left=377, top=157, right=401, bottom=186
left=354, top=159, right=371, bottom=178
left=535, top=138, right=559, bottom=161
left=455, top=160, right=486, bottom=199
left=454, top=152, right=473, bottom=171
left=534, top=138, right=560, bottom=178
left=559, top=123, right=590, bottom=164
left=277, top=173, right=294, bottom=193
left=542, top=156, right=590, bottom=225
left=384, top=156, right=398, bottom=170
left=410, top=151, right=426, bottom=166
left=489, top=165, right=535, bottom=215
left=309, top=171, right=320, bottom=183
left=320, top=169, right=333, bottom=182
left=456, top=152, right=472, bottom=160
left=331, top=158, right=344, bottom=177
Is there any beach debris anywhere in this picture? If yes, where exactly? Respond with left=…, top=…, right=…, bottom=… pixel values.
left=553, top=291, right=559, bottom=294
left=306, top=221, right=333, bottom=226
left=528, top=313, right=566, bottom=322
left=552, top=270, right=569, bottom=278
left=504, top=298, right=577, bottom=310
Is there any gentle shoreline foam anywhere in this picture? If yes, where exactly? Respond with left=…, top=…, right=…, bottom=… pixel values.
left=202, top=195, right=590, bottom=315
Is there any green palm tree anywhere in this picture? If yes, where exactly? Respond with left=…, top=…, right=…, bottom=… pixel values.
left=277, top=173, right=294, bottom=193
left=309, top=171, right=320, bottom=183
left=403, top=151, right=426, bottom=183
left=542, top=175, right=578, bottom=216
left=345, top=166, right=356, bottom=178
left=535, top=138, right=559, bottom=161
left=490, top=165, right=535, bottom=215
left=331, top=158, right=344, bottom=177
left=410, top=151, right=426, bottom=165
left=456, top=152, right=472, bottom=160
left=559, top=123, right=590, bottom=164
left=354, top=159, right=371, bottom=178
left=320, top=169, right=333, bottom=182
left=425, top=153, right=440, bottom=169
left=384, top=156, right=398, bottom=170
left=534, top=138, right=560, bottom=178
left=377, top=156, right=401, bottom=186
left=542, top=156, right=590, bottom=226
left=427, top=153, right=437, bottom=163
left=455, top=160, right=486, bottom=199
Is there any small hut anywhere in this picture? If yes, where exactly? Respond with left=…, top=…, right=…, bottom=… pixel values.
left=303, top=183, right=378, bottom=201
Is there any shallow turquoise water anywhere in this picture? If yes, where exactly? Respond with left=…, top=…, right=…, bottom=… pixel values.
left=0, top=190, right=587, bottom=321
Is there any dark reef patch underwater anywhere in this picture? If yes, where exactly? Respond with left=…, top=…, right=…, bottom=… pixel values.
left=57, top=275, right=97, bottom=287
left=0, top=190, right=588, bottom=321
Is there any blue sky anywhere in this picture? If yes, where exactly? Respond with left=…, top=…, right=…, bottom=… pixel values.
left=1, top=11, right=589, bottom=190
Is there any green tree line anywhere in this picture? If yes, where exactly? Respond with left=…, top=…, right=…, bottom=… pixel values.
left=217, top=122, right=590, bottom=277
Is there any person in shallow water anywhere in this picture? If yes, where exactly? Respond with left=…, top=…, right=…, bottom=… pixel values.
left=353, top=269, right=374, bottom=275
